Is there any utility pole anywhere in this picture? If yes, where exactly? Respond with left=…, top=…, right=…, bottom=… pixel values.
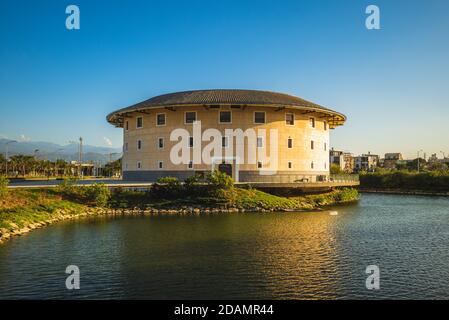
left=79, top=137, right=83, bottom=178
left=417, top=149, right=423, bottom=173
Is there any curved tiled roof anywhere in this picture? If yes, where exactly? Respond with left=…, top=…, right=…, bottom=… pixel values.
left=107, top=89, right=346, bottom=128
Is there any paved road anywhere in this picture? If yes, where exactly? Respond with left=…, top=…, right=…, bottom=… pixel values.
left=7, top=179, right=152, bottom=188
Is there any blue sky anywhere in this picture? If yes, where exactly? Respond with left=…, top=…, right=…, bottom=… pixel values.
left=1, top=0, right=448, bottom=159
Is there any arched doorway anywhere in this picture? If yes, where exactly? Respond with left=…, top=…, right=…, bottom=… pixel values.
left=218, top=163, right=232, bottom=177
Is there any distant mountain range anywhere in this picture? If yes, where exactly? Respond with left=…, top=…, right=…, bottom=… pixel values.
left=0, top=139, right=122, bottom=164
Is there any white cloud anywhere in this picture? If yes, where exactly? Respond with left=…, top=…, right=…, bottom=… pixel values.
left=19, top=134, right=31, bottom=142
left=103, top=137, right=113, bottom=147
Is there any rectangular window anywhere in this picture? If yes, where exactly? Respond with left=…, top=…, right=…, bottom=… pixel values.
left=288, top=161, right=292, bottom=169
left=156, top=113, right=166, bottom=126
left=257, top=161, right=262, bottom=169
left=137, top=139, right=142, bottom=150
left=158, top=137, right=164, bottom=149
left=185, top=111, right=197, bottom=124
left=188, top=161, right=193, bottom=169
left=158, top=161, right=163, bottom=169
left=285, top=113, right=294, bottom=125
left=222, top=136, right=229, bottom=148
left=125, top=121, right=129, bottom=131
left=188, top=136, right=194, bottom=148
left=324, top=162, right=327, bottom=169
left=254, top=111, right=266, bottom=124
left=288, top=137, right=293, bottom=149
left=137, top=161, right=142, bottom=170
left=324, top=121, right=327, bottom=131
left=324, top=142, right=327, bottom=151
left=219, top=111, right=232, bottom=123
left=136, top=116, right=143, bottom=128
left=311, top=161, right=314, bottom=169
left=309, top=117, right=315, bottom=128
left=124, top=142, right=128, bottom=152
left=311, top=140, right=314, bottom=150
left=257, top=136, right=264, bottom=148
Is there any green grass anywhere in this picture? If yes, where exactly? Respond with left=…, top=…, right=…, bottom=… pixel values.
left=0, top=198, right=85, bottom=230
left=108, top=187, right=359, bottom=211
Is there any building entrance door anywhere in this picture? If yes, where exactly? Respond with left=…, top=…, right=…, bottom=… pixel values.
left=218, top=163, right=233, bottom=177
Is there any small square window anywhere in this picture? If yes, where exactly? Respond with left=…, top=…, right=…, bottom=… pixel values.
left=158, top=137, right=164, bottom=149
left=309, top=117, right=315, bottom=128
left=286, top=113, right=294, bottom=125
left=185, top=112, right=197, bottom=124
left=254, top=112, right=266, bottom=124
left=137, top=139, right=142, bottom=150
left=257, top=137, right=264, bottom=148
left=219, top=111, right=232, bottom=123
left=188, top=136, right=194, bottom=148
left=288, top=161, right=292, bottom=169
left=136, top=117, right=143, bottom=128
left=257, top=161, right=262, bottom=169
left=158, top=161, right=163, bottom=169
left=288, top=137, right=293, bottom=149
left=157, top=113, right=166, bottom=126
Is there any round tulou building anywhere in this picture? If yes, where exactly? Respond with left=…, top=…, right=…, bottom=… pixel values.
left=107, top=89, right=346, bottom=183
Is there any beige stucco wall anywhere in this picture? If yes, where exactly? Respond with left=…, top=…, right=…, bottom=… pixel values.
left=122, top=105, right=330, bottom=179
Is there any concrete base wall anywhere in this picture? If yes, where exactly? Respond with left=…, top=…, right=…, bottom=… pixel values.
left=123, top=170, right=329, bottom=183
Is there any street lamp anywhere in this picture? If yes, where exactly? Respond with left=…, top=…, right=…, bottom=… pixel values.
left=417, top=149, right=424, bottom=173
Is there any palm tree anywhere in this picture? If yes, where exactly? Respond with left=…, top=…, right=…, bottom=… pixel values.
left=0, top=154, right=5, bottom=176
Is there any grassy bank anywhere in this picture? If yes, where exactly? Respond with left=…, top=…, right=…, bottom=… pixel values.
left=360, top=171, right=449, bottom=193
left=110, top=186, right=359, bottom=211
left=0, top=173, right=359, bottom=243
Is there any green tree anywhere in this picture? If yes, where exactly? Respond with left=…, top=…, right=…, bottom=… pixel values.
left=330, top=164, right=343, bottom=174
left=104, top=158, right=122, bottom=177
left=84, top=183, right=111, bottom=207
left=427, top=162, right=448, bottom=172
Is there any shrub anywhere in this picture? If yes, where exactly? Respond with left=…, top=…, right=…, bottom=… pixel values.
left=183, top=173, right=206, bottom=197
left=84, top=183, right=111, bottom=207
left=330, top=164, right=343, bottom=174
left=151, top=176, right=182, bottom=199
left=206, top=170, right=234, bottom=190
left=57, top=177, right=79, bottom=195
left=359, top=171, right=449, bottom=191
left=0, top=176, right=9, bottom=199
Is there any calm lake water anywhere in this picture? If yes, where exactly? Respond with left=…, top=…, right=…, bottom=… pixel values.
left=1, top=194, right=449, bottom=299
